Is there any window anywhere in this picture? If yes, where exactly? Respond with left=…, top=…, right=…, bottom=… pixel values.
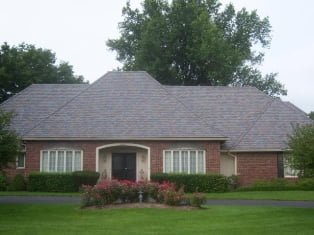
left=284, top=155, right=299, bottom=178
left=163, top=150, right=205, bottom=174
left=41, top=150, right=82, bottom=172
left=16, top=153, right=25, bottom=168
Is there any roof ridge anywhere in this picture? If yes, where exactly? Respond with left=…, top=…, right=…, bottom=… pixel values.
left=22, top=73, right=112, bottom=137
left=157, top=77, right=226, bottom=138
left=231, top=97, right=275, bottom=149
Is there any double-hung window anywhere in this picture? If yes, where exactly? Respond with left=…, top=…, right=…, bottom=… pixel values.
left=163, top=150, right=205, bottom=174
left=41, top=149, right=83, bottom=173
left=284, top=155, right=299, bottom=178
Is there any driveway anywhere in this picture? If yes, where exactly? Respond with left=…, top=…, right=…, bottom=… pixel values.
left=0, top=196, right=314, bottom=208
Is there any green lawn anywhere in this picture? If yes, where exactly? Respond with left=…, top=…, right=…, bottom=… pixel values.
left=205, top=191, right=314, bottom=201
left=0, top=204, right=313, bottom=234
left=2, top=190, right=314, bottom=201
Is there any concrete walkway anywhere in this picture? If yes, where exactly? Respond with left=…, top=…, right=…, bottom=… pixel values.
left=0, top=196, right=314, bottom=208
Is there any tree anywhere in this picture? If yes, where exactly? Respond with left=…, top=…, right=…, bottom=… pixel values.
left=107, top=0, right=287, bottom=96
left=287, top=123, right=314, bottom=177
left=309, top=111, right=314, bottom=120
left=0, top=110, right=21, bottom=171
left=0, top=42, right=85, bottom=103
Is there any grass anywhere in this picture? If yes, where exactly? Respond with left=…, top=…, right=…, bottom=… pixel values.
left=205, top=191, right=314, bottom=201
left=0, top=204, right=313, bottom=234
left=2, top=190, right=314, bottom=201
left=0, top=191, right=80, bottom=197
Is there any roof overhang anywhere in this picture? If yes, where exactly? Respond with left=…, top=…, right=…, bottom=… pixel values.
left=22, top=137, right=229, bottom=141
left=220, top=149, right=288, bottom=153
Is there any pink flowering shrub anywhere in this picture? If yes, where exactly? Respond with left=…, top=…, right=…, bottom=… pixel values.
left=81, top=180, right=187, bottom=207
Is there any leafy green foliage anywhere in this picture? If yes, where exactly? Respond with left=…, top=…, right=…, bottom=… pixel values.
left=0, top=171, right=8, bottom=191
left=107, top=0, right=286, bottom=96
left=287, top=123, right=314, bottom=177
left=309, top=111, right=314, bottom=120
left=7, top=173, right=26, bottom=191
left=237, top=178, right=314, bottom=191
left=0, top=110, right=21, bottom=171
left=0, top=42, right=86, bottom=102
left=151, top=173, right=229, bottom=192
left=189, top=192, right=207, bottom=207
left=28, top=171, right=99, bottom=192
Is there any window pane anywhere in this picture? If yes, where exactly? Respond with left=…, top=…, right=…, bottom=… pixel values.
left=17, top=153, right=25, bottom=168
left=181, top=151, right=188, bottom=173
left=198, top=151, right=204, bottom=173
left=190, top=151, right=196, bottom=174
left=74, top=151, right=81, bottom=171
left=66, top=151, right=73, bottom=172
left=165, top=151, right=171, bottom=173
left=57, top=151, right=65, bottom=172
left=173, top=151, right=180, bottom=172
left=49, top=151, right=56, bottom=172
left=42, top=151, right=49, bottom=172
left=284, top=156, right=299, bottom=177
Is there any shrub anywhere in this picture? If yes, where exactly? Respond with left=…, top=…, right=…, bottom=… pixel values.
left=72, top=171, right=99, bottom=189
left=237, top=178, right=299, bottom=191
left=28, top=171, right=100, bottom=192
left=189, top=192, right=207, bottom=208
left=7, top=174, right=26, bottom=191
left=28, top=172, right=76, bottom=192
left=296, top=178, right=314, bottom=190
left=227, top=175, right=239, bottom=190
left=0, top=172, right=8, bottom=191
left=81, top=180, right=188, bottom=207
left=151, top=173, right=229, bottom=193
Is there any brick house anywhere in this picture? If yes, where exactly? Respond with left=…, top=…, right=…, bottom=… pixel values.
left=1, top=71, right=312, bottom=185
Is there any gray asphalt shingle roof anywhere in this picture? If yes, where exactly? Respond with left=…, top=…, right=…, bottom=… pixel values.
left=1, top=71, right=311, bottom=150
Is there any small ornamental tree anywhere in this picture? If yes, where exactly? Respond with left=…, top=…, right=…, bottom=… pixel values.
left=0, top=110, right=21, bottom=171
left=287, top=123, right=314, bottom=177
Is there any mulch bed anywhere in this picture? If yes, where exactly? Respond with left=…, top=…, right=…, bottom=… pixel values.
left=81, top=203, right=205, bottom=210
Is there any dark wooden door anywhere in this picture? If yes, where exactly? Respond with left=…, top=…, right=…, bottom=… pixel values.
left=112, top=153, right=136, bottom=181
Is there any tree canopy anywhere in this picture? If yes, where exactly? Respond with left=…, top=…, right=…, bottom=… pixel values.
left=107, top=0, right=286, bottom=96
left=0, top=42, right=85, bottom=103
left=0, top=110, right=21, bottom=171
left=309, top=111, right=314, bottom=120
left=287, top=123, right=314, bottom=177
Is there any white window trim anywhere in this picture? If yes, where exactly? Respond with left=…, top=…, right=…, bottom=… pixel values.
left=163, top=150, right=206, bottom=174
left=16, top=153, right=26, bottom=169
left=283, top=155, right=299, bottom=178
left=40, top=149, right=83, bottom=172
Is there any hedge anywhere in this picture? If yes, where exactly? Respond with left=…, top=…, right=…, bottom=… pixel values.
left=236, top=178, right=314, bottom=191
left=28, top=171, right=100, bottom=192
left=150, top=173, right=229, bottom=193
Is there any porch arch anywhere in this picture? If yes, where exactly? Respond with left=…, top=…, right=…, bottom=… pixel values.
left=96, top=143, right=151, bottom=181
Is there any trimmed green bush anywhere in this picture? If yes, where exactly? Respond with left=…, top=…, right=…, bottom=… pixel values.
left=7, top=174, right=26, bottom=191
left=237, top=178, right=299, bottom=191
left=28, top=171, right=100, bottom=192
left=0, top=172, right=8, bottom=191
left=151, top=173, right=229, bottom=193
left=296, top=178, right=314, bottom=190
left=72, top=171, right=99, bottom=189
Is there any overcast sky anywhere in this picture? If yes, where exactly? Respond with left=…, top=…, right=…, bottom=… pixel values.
left=0, top=0, right=313, bottom=113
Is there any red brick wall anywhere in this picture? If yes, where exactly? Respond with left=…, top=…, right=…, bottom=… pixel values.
left=236, top=152, right=278, bottom=186
left=6, top=140, right=221, bottom=179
